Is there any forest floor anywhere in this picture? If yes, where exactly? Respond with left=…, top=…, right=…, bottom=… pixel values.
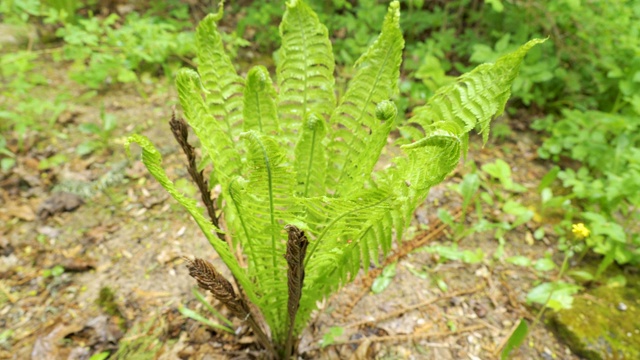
left=1, top=62, right=580, bottom=359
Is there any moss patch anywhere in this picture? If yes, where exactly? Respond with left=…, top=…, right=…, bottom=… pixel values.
left=551, top=283, right=640, bottom=360
left=96, top=286, right=127, bottom=330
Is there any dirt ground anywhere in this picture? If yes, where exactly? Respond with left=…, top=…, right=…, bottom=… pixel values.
left=1, top=64, right=580, bottom=359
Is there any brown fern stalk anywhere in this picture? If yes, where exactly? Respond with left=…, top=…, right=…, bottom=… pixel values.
left=283, top=225, right=309, bottom=359
left=169, top=111, right=224, bottom=241
left=183, top=256, right=276, bottom=357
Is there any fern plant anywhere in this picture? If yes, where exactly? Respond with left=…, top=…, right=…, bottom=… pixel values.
left=126, top=0, right=543, bottom=358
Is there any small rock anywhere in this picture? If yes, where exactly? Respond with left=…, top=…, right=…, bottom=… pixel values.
left=60, top=256, right=96, bottom=272
left=191, top=326, right=212, bottom=344
left=37, top=192, right=84, bottom=220
left=157, top=249, right=181, bottom=265
left=178, top=345, right=195, bottom=360
left=475, top=266, right=490, bottom=278
left=473, top=302, right=488, bottom=318
left=57, top=110, right=82, bottom=125
left=176, top=226, right=187, bottom=237
left=541, top=352, right=554, bottom=360
left=0, top=238, right=14, bottom=257
left=67, top=347, right=90, bottom=360
left=618, top=302, right=628, bottom=311
left=37, top=226, right=60, bottom=239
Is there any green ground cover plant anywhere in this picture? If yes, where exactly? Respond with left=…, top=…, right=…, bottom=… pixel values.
left=127, top=1, right=543, bottom=357
left=0, top=0, right=203, bottom=170
left=456, top=0, right=640, bottom=269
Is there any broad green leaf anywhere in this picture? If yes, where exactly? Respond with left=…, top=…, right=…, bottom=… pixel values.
left=567, top=270, right=594, bottom=282
left=461, top=249, right=484, bottom=264
left=503, top=201, right=534, bottom=227
left=506, top=255, right=531, bottom=267
left=76, top=140, right=102, bottom=156
left=526, top=282, right=581, bottom=310
left=321, top=326, right=344, bottom=348
left=534, top=258, right=556, bottom=272
left=538, top=166, right=560, bottom=191
left=501, top=319, right=528, bottom=359
left=483, top=159, right=512, bottom=186
left=437, top=208, right=455, bottom=227
left=89, top=352, right=110, bottom=360
left=371, top=276, right=393, bottom=294
left=460, top=173, right=480, bottom=208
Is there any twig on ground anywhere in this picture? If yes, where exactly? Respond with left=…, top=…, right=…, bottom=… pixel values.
left=498, top=275, right=521, bottom=310
left=342, top=283, right=486, bottom=329
left=320, top=324, right=487, bottom=349
left=485, top=275, right=499, bottom=309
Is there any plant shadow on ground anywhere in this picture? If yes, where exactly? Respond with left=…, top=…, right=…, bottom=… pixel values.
left=0, top=60, right=581, bottom=359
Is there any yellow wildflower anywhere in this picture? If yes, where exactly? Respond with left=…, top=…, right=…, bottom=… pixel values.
left=572, top=223, right=590, bottom=239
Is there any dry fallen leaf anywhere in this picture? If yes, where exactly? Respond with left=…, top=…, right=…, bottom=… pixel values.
left=4, top=203, right=36, bottom=222
left=31, top=323, right=84, bottom=360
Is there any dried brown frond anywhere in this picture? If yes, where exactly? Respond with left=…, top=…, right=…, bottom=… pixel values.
left=283, top=225, right=309, bottom=359
left=183, top=256, right=247, bottom=317
left=183, top=256, right=276, bottom=357
left=169, top=111, right=223, bottom=240
left=284, top=225, right=308, bottom=320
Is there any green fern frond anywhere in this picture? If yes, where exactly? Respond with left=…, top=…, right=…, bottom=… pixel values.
left=277, top=0, right=336, bottom=139
left=326, top=1, right=404, bottom=194
left=227, top=177, right=257, bottom=270
left=336, top=100, right=397, bottom=193
left=294, top=113, right=327, bottom=197
left=237, top=131, right=298, bottom=341
left=295, top=189, right=392, bottom=331
left=402, top=129, right=462, bottom=191
left=175, top=69, right=241, bottom=191
left=132, top=0, right=547, bottom=354
left=243, top=66, right=281, bottom=136
left=379, top=39, right=547, bottom=249
left=196, top=13, right=245, bottom=139
left=409, top=38, right=547, bottom=144
left=124, top=135, right=256, bottom=304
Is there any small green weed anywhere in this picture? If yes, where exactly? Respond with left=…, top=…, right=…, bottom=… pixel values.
left=42, top=264, right=65, bottom=278
left=371, top=262, right=397, bottom=294
left=77, top=105, right=117, bottom=156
